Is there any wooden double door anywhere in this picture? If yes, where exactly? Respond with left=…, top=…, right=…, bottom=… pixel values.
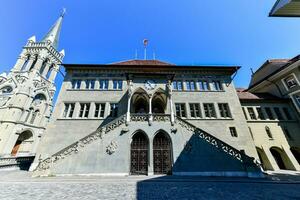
left=130, top=131, right=172, bottom=175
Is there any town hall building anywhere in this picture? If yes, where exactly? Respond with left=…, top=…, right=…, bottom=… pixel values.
left=1, top=12, right=300, bottom=176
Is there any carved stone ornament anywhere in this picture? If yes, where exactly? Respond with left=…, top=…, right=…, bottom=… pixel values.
left=0, top=78, right=5, bottom=85
left=33, top=80, right=47, bottom=89
left=15, top=75, right=27, bottom=84
left=106, top=141, right=118, bottom=155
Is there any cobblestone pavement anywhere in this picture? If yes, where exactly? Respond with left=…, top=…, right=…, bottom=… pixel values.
left=0, top=171, right=300, bottom=200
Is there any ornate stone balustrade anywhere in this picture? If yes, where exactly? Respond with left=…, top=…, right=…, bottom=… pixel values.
left=130, top=114, right=171, bottom=123
left=35, top=115, right=126, bottom=171
left=176, top=117, right=243, bottom=162
left=130, top=114, right=149, bottom=122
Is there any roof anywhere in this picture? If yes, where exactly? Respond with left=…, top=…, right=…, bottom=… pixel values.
left=62, top=59, right=240, bottom=74
left=248, top=55, right=300, bottom=90
left=270, top=0, right=300, bottom=17
left=236, top=88, right=286, bottom=101
left=110, top=59, right=174, bottom=66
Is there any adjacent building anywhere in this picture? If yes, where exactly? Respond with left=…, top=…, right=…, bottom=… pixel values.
left=237, top=89, right=300, bottom=171
left=270, top=0, right=300, bottom=17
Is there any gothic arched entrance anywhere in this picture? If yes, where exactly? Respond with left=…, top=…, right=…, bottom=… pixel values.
left=11, top=131, right=33, bottom=156
left=153, top=131, right=172, bottom=174
left=130, top=131, right=149, bottom=175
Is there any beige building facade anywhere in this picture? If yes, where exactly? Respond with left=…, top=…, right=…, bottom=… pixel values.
left=237, top=89, right=300, bottom=172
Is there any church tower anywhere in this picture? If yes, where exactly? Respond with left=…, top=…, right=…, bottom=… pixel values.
left=0, top=12, right=65, bottom=159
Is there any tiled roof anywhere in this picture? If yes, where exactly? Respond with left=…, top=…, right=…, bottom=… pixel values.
left=248, top=56, right=300, bottom=89
left=110, top=59, right=174, bottom=66
left=236, top=88, right=283, bottom=101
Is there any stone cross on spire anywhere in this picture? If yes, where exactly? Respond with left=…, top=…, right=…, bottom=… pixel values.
left=42, top=9, right=66, bottom=49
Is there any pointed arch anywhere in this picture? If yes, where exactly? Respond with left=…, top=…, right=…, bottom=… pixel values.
left=270, top=147, right=294, bottom=170
left=153, top=129, right=173, bottom=175
left=130, top=130, right=149, bottom=175
left=152, top=88, right=167, bottom=114
left=131, top=87, right=150, bottom=114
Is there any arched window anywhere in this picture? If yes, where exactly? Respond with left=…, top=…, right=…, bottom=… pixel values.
left=39, top=59, right=49, bottom=75
left=0, top=86, right=13, bottom=94
left=33, top=94, right=46, bottom=106
left=21, top=55, right=30, bottom=71
left=265, top=126, right=273, bottom=139
left=46, top=65, right=54, bottom=79
left=29, top=55, right=38, bottom=71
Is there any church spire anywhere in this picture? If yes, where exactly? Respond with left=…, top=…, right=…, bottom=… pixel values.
left=42, top=9, right=65, bottom=49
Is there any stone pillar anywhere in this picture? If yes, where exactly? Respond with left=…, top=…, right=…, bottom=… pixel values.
left=32, top=57, right=45, bottom=73
left=126, top=80, right=133, bottom=125
left=148, top=95, right=153, bottom=125
left=24, top=56, right=36, bottom=71
left=41, top=62, right=52, bottom=77
left=48, top=65, right=59, bottom=83
left=148, top=139, right=154, bottom=175
left=262, top=146, right=280, bottom=171
left=167, top=80, right=175, bottom=125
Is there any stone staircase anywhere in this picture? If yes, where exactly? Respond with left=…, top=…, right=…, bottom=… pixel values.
left=176, top=117, right=243, bottom=162
left=34, top=114, right=127, bottom=172
left=34, top=114, right=257, bottom=173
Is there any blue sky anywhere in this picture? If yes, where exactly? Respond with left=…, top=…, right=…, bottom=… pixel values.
left=1, top=0, right=300, bottom=98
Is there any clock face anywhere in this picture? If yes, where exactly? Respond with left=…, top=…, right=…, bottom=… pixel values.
left=145, top=80, right=156, bottom=90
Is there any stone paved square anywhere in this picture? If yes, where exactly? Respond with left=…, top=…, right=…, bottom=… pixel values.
left=0, top=171, right=300, bottom=200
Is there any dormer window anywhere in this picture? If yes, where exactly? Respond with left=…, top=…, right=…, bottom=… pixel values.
left=284, top=75, right=298, bottom=89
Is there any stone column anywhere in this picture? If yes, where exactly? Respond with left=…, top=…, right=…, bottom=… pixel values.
left=148, top=139, right=154, bottom=175
left=148, top=94, right=153, bottom=125
left=48, top=65, right=59, bottom=83
left=262, top=146, right=280, bottom=171
left=167, top=80, right=175, bottom=125
left=33, top=57, right=45, bottom=73
left=126, top=80, right=133, bottom=125
left=24, top=56, right=36, bottom=71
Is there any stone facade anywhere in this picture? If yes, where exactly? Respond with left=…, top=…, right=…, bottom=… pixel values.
left=0, top=14, right=65, bottom=161
left=32, top=62, right=261, bottom=177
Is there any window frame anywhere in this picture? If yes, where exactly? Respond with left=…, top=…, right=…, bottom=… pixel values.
left=203, top=103, right=216, bottom=118
left=218, top=103, right=231, bottom=118
left=175, top=103, right=186, bottom=118
left=189, top=103, right=201, bottom=118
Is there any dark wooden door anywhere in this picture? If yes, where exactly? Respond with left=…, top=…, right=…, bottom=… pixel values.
left=131, top=132, right=148, bottom=175
left=153, top=132, right=172, bottom=174
left=11, top=140, right=22, bottom=156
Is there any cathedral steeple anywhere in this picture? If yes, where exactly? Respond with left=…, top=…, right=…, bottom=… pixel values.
left=42, top=9, right=65, bottom=49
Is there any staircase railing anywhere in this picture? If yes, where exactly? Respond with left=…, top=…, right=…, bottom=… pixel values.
left=176, top=117, right=243, bottom=162
left=35, top=114, right=126, bottom=171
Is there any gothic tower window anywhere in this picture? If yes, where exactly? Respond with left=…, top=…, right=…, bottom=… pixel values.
left=21, top=55, right=30, bottom=71
left=29, top=55, right=38, bottom=71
